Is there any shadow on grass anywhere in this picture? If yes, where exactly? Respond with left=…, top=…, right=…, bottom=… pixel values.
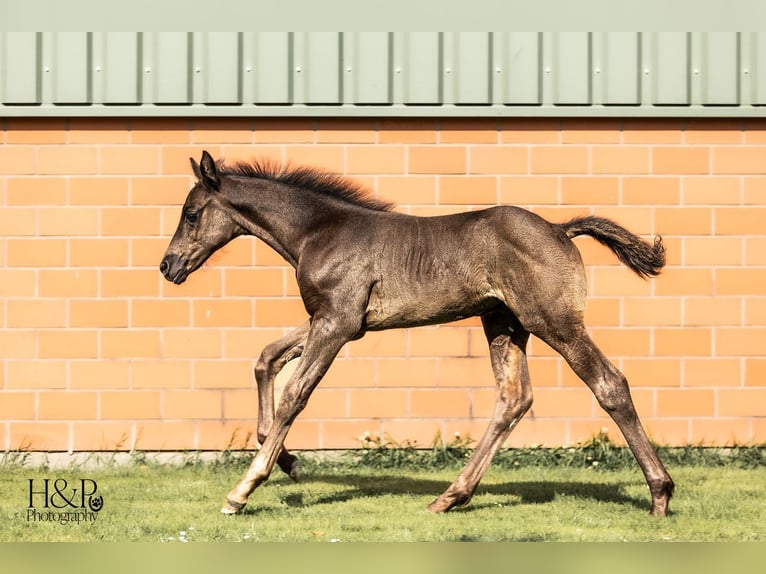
left=240, top=472, right=649, bottom=515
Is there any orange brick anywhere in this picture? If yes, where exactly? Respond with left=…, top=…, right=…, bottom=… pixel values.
left=654, top=328, right=712, bottom=357
left=6, top=118, right=68, bottom=143
left=161, top=145, right=210, bottom=175
left=7, top=238, right=67, bottom=267
left=377, top=176, right=437, bottom=205
left=657, top=389, right=715, bottom=416
left=300, top=388, right=348, bottom=418
left=320, top=420, right=381, bottom=448
left=682, top=176, right=741, bottom=204
left=591, top=206, right=654, bottom=235
left=438, top=119, right=498, bottom=143
left=716, top=268, right=766, bottom=295
left=208, top=237, right=255, bottom=267
left=348, top=389, right=409, bottom=418
left=467, top=146, right=527, bottom=174
left=715, top=207, right=766, bottom=235
left=70, top=238, right=129, bottom=267
left=191, top=118, right=255, bottom=143
left=652, top=147, right=709, bottom=175
left=284, top=146, right=344, bottom=173
left=0, top=207, right=36, bottom=235
left=70, top=360, right=130, bottom=389
left=39, top=391, right=98, bottom=420
left=526, top=357, right=561, bottom=387
left=654, top=268, right=714, bottom=296
left=38, top=146, right=98, bottom=175
left=130, top=119, right=191, bottom=144
left=690, top=418, right=753, bottom=446
left=591, top=146, right=649, bottom=174
left=102, top=207, right=162, bottom=236
left=591, top=328, right=652, bottom=357
left=9, top=422, right=69, bottom=451
left=0, top=392, right=36, bottom=419
left=622, top=177, right=680, bottom=205
left=0, top=147, right=36, bottom=174
left=102, top=391, right=161, bottom=419
left=656, top=207, right=712, bottom=235
left=7, top=300, right=67, bottom=328
left=132, top=176, right=192, bottom=205
left=746, top=298, right=766, bottom=326
left=38, top=330, right=98, bottom=359
left=684, top=237, right=742, bottom=265
left=410, top=389, right=470, bottom=417
left=101, top=269, right=160, bottom=297
left=582, top=296, right=621, bottom=326
left=562, top=119, right=622, bottom=143
left=437, top=357, right=493, bottom=387
left=322, top=358, right=376, bottom=388
left=223, top=328, right=285, bottom=359
left=222, top=390, right=259, bottom=419
left=530, top=146, right=588, bottom=174
left=39, top=269, right=99, bottom=297
left=160, top=267, right=223, bottom=298
left=499, top=176, right=559, bottom=205
left=378, top=358, right=437, bottom=387
left=590, top=267, right=652, bottom=296
left=439, top=176, right=497, bottom=204
left=378, top=119, right=438, bottom=144
left=561, top=177, right=619, bottom=204
left=684, top=119, right=743, bottom=144
left=193, top=360, right=252, bottom=389
left=713, top=146, right=766, bottom=174
left=254, top=298, right=308, bottom=328
left=346, top=145, right=405, bottom=174
left=196, top=421, right=259, bottom=450
left=131, top=360, right=192, bottom=389
left=134, top=421, right=196, bottom=450
left=69, top=177, right=130, bottom=205
left=0, top=331, right=36, bottom=359
left=684, top=358, right=742, bottom=387
left=6, top=177, right=67, bottom=205
left=507, top=418, right=569, bottom=448
left=193, top=299, right=253, bottom=327
left=130, top=237, right=168, bottom=267
left=744, top=358, right=766, bottom=387
left=69, top=299, right=128, bottom=327
left=746, top=237, right=766, bottom=265
left=623, top=297, right=682, bottom=326
left=378, top=420, right=444, bottom=447
left=409, top=326, right=469, bottom=357
left=132, top=299, right=189, bottom=328
left=224, top=268, right=284, bottom=297
left=532, top=388, right=594, bottom=417
left=163, top=390, right=222, bottom=419
left=717, top=389, right=766, bottom=417
left=101, top=330, right=161, bottom=359
left=315, top=119, right=377, bottom=143
left=743, top=176, right=766, bottom=204
left=684, top=297, right=742, bottom=327
left=162, top=329, right=222, bottom=358
left=500, top=119, right=561, bottom=143
left=641, top=418, right=691, bottom=445
left=623, top=358, right=681, bottom=387
left=715, top=328, right=766, bottom=357
left=408, top=146, right=466, bottom=174
left=72, top=422, right=134, bottom=450
left=68, top=118, right=130, bottom=143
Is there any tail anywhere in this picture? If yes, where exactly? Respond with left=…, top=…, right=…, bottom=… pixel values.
left=560, top=216, right=666, bottom=279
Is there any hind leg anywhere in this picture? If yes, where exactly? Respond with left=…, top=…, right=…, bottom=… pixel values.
left=428, top=307, right=532, bottom=512
left=541, top=323, right=674, bottom=516
left=254, top=321, right=309, bottom=480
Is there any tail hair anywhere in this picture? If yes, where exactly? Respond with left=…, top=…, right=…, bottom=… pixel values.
left=560, top=216, right=666, bottom=279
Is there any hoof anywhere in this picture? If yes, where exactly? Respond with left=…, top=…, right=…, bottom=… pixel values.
left=288, top=460, right=302, bottom=483
left=221, top=498, right=246, bottom=515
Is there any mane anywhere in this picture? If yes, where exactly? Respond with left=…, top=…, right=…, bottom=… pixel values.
left=219, top=160, right=395, bottom=212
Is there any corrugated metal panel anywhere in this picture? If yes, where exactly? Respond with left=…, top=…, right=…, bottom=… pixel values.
left=1, top=32, right=765, bottom=117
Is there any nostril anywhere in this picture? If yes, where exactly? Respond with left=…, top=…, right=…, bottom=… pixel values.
left=159, top=258, right=169, bottom=275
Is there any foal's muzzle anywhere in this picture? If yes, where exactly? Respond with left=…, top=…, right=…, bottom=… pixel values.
left=159, top=254, right=189, bottom=285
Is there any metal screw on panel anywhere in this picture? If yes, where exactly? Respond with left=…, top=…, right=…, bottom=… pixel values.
left=145, top=67, right=151, bottom=73
left=295, top=66, right=302, bottom=73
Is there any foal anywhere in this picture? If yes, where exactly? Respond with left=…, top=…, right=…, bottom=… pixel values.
left=160, top=151, right=674, bottom=516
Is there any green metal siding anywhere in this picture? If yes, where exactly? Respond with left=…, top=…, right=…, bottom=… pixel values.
left=1, top=32, right=764, bottom=117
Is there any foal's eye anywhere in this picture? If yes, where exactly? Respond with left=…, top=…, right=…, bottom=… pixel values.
left=185, top=211, right=200, bottom=225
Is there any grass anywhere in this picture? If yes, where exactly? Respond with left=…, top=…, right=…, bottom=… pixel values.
left=1, top=433, right=764, bottom=542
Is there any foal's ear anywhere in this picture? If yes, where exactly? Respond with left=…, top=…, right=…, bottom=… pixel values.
left=198, top=150, right=220, bottom=191
left=190, top=157, right=202, bottom=179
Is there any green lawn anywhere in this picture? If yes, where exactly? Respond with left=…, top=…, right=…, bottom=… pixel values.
left=1, top=451, right=764, bottom=542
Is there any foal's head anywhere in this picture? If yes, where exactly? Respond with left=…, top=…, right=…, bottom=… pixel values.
left=160, top=151, right=242, bottom=284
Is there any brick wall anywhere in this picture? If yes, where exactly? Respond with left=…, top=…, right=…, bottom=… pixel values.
left=1, top=117, right=764, bottom=452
